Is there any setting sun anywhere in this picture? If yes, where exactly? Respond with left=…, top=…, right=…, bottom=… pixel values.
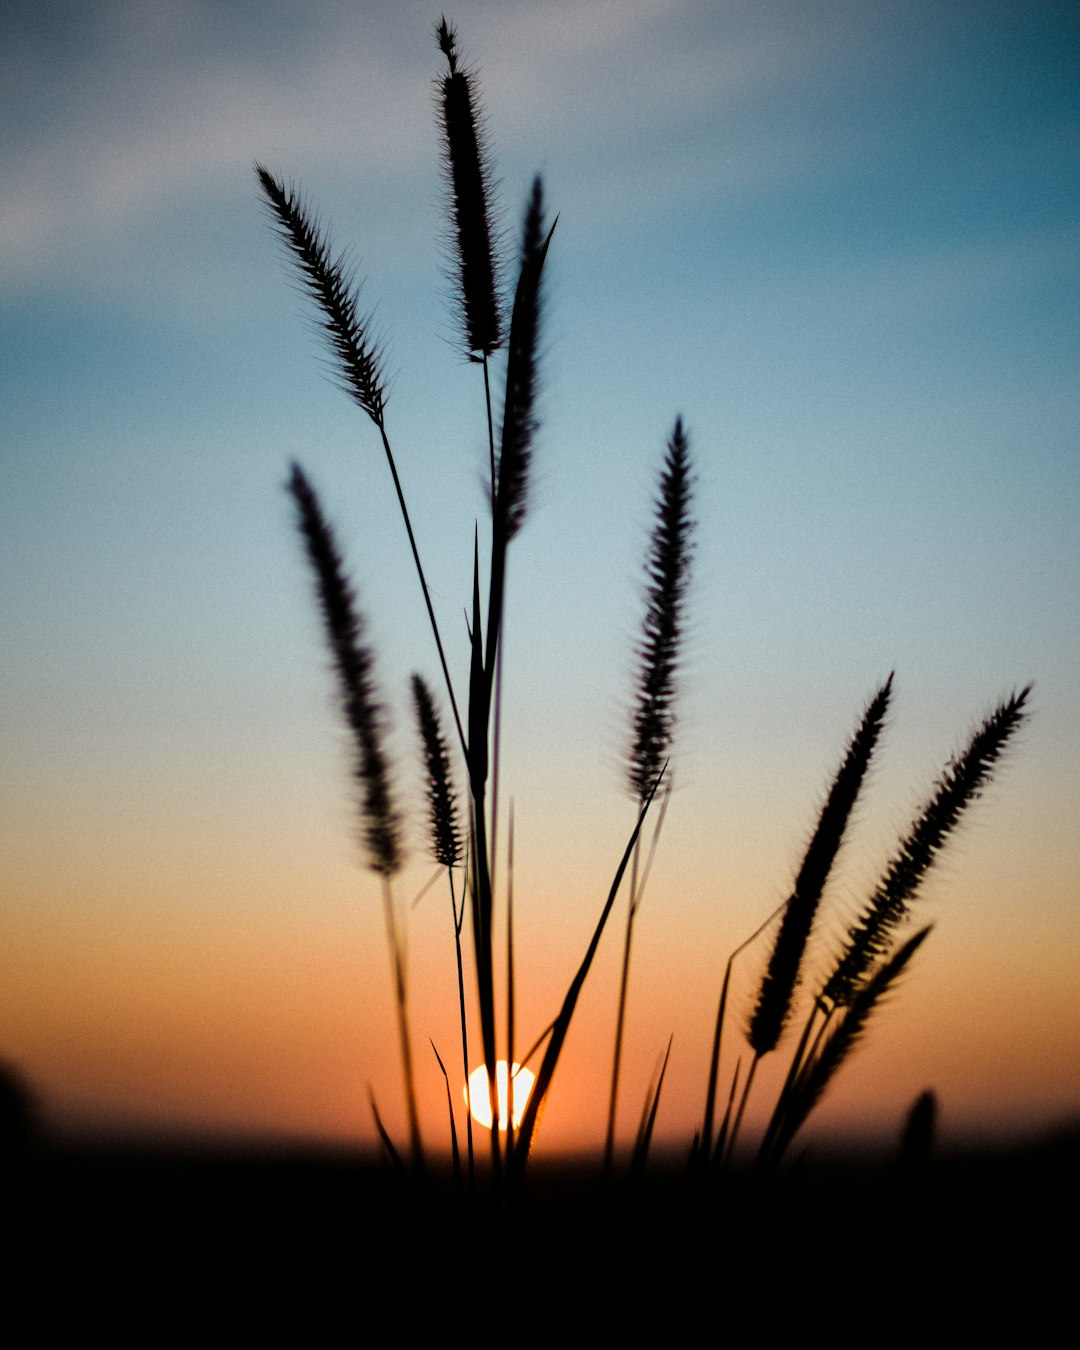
left=464, top=1063, right=536, bottom=1131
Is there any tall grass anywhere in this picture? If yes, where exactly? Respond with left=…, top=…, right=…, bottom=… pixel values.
left=257, top=19, right=1029, bottom=1228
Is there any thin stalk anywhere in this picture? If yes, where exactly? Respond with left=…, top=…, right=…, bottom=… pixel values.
left=711, top=1058, right=742, bottom=1181
left=769, top=927, right=933, bottom=1165
left=483, top=353, right=496, bottom=499
left=633, top=780, right=674, bottom=905
left=515, top=1019, right=556, bottom=1072
left=467, top=797, right=501, bottom=1180
left=465, top=542, right=500, bottom=1179
left=450, top=866, right=475, bottom=1190
left=603, top=838, right=641, bottom=1182
left=431, top=1039, right=461, bottom=1194
left=381, top=874, right=423, bottom=1170
left=474, top=858, right=499, bottom=1185
left=490, top=629, right=504, bottom=901
left=757, top=1000, right=829, bottom=1168
left=604, top=784, right=673, bottom=1178
left=377, top=423, right=467, bottom=758
left=408, top=866, right=443, bottom=911
left=369, top=1088, right=405, bottom=1176
left=722, top=1053, right=760, bottom=1167
left=505, top=804, right=516, bottom=1174
left=627, top=1036, right=674, bottom=1196
left=483, top=353, right=500, bottom=893
left=700, top=953, right=735, bottom=1173
left=510, top=766, right=667, bottom=1179
left=699, top=895, right=787, bottom=1169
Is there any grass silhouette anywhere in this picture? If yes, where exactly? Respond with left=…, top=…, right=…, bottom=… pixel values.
left=256, top=17, right=1030, bottom=1234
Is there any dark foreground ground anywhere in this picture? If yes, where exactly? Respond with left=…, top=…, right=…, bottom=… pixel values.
left=12, top=1124, right=1078, bottom=1331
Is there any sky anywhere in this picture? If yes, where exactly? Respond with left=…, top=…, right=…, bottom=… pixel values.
left=2, top=0, right=1078, bottom=1159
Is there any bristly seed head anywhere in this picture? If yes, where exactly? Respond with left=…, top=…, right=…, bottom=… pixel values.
left=256, top=164, right=388, bottom=426
left=821, top=684, right=1031, bottom=1007
left=494, top=178, right=554, bottom=541
left=411, top=673, right=462, bottom=869
left=747, top=676, right=894, bottom=1058
left=628, top=418, right=696, bottom=803
left=435, top=18, right=503, bottom=360
left=436, top=15, right=457, bottom=68
left=288, top=462, right=402, bottom=877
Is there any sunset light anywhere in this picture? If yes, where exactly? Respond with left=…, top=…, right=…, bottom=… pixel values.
left=1, top=0, right=1076, bottom=1172
left=2, top=5, right=1078, bottom=1317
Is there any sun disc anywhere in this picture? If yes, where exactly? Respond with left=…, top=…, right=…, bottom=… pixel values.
left=464, top=1061, right=535, bottom=1130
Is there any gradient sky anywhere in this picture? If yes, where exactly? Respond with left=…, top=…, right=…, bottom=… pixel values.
left=2, top=0, right=1078, bottom=1157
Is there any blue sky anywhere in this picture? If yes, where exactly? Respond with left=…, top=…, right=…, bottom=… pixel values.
left=2, top=0, right=1078, bottom=1148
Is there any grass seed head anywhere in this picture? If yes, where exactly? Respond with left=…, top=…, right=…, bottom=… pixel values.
left=436, top=17, right=504, bottom=360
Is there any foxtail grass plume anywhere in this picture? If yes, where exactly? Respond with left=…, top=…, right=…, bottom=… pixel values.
left=435, top=17, right=503, bottom=360
left=821, top=685, right=1031, bottom=1008
left=260, top=16, right=1034, bottom=1212
left=628, top=419, right=695, bottom=803
left=256, top=165, right=387, bottom=426
left=412, top=672, right=462, bottom=869
left=494, top=178, right=555, bottom=542
left=605, top=421, right=693, bottom=1178
left=748, top=675, right=893, bottom=1057
left=289, top=463, right=402, bottom=876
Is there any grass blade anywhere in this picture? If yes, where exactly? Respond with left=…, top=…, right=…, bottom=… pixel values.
left=430, top=1039, right=461, bottom=1192
left=510, top=767, right=666, bottom=1177
left=369, top=1087, right=406, bottom=1176
left=629, top=1035, right=673, bottom=1188
left=505, top=803, right=517, bottom=1168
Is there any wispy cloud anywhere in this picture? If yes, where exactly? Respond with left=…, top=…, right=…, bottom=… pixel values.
left=1, top=1, right=429, bottom=283
left=0, top=0, right=855, bottom=288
